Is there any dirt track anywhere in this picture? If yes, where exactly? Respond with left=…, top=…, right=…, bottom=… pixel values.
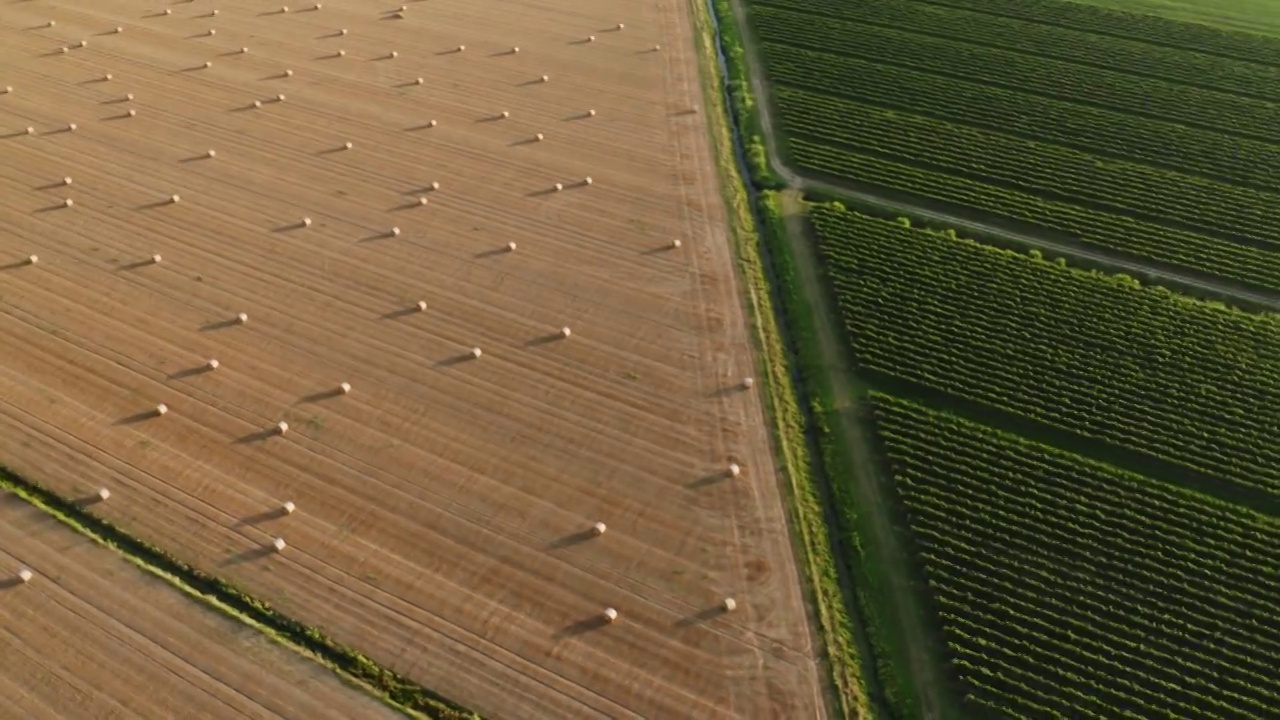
left=0, top=0, right=821, bottom=718
left=0, top=496, right=403, bottom=719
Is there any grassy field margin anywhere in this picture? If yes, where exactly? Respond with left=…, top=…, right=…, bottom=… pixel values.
left=0, top=466, right=478, bottom=720
left=693, top=0, right=873, bottom=717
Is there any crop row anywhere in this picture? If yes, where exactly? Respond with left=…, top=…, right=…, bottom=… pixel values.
left=908, top=0, right=1280, bottom=67
left=869, top=392, right=1280, bottom=717
left=752, top=0, right=1280, bottom=101
left=775, top=88, right=1280, bottom=249
left=793, top=140, right=1280, bottom=291
left=749, top=5, right=1280, bottom=144
left=810, top=203, right=1280, bottom=496
left=759, top=42, right=1280, bottom=191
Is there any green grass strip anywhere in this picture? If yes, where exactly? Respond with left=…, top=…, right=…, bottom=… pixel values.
left=0, top=466, right=479, bottom=720
left=696, top=1, right=873, bottom=716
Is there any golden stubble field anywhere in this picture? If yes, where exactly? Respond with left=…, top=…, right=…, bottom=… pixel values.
left=0, top=496, right=404, bottom=719
left=0, top=0, right=824, bottom=718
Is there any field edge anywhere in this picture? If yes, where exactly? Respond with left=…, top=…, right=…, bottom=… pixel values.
left=0, top=465, right=479, bottom=720
left=695, top=0, right=875, bottom=717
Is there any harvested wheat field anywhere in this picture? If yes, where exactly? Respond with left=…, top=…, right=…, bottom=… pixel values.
left=0, top=495, right=403, bottom=719
left=0, top=0, right=823, bottom=718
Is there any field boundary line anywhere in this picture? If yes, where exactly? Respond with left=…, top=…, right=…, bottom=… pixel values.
left=708, top=0, right=998, bottom=718
left=689, top=1, right=875, bottom=718
left=0, top=466, right=480, bottom=720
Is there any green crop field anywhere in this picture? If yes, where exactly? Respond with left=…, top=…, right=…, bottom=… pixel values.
left=1027, top=0, right=1280, bottom=39
left=745, top=0, right=1280, bottom=290
left=869, top=392, right=1280, bottom=717
left=716, top=0, right=1280, bottom=716
left=810, top=202, right=1280, bottom=716
left=811, top=204, right=1280, bottom=503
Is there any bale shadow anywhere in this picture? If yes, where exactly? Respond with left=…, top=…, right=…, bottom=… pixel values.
left=166, top=364, right=212, bottom=381
left=257, top=9, right=287, bottom=16
left=674, top=607, right=725, bottom=628
left=380, top=306, right=421, bottom=320
left=488, top=50, right=517, bottom=57
left=474, top=114, right=506, bottom=123
left=199, top=318, right=239, bottom=332
left=516, top=78, right=547, bottom=88
left=473, top=247, right=510, bottom=259
left=561, top=112, right=595, bottom=121
left=671, top=108, right=700, bottom=117
left=523, top=333, right=564, bottom=347
left=552, top=616, right=609, bottom=640
left=179, top=153, right=213, bottom=163
left=35, top=180, right=71, bottom=190
left=299, top=387, right=344, bottom=403
left=0, top=261, right=33, bottom=271
left=232, top=507, right=288, bottom=528
left=434, top=48, right=464, bottom=56
left=546, top=529, right=595, bottom=550
left=220, top=545, right=276, bottom=567
left=0, top=577, right=26, bottom=590
left=33, top=203, right=70, bottom=214
left=101, top=96, right=132, bottom=105
left=113, top=259, right=156, bottom=271
left=317, top=145, right=350, bottom=155
left=316, top=53, right=343, bottom=60
left=135, top=199, right=175, bottom=210
left=709, top=383, right=748, bottom=398
left=524, top=187, right=562, bottom=198
left=319, top=31, right=345, bottom=39
left=73, top=492, right=109, bottom=508
left=389, top=201, right=424, bottom=212
left=358, top=231, right=395, bottom=243
left=3, top=130, right=32, bottom=139
left=233, top=428, right=279, bottom=444
left=101, top=111, right=136, bottom=121
left=273, top=221, right=310, bottom=233
left=220, top=49, right=249, bottom=57
left=433, top=353, right=476, bottom=368
left=395, top=80, right=423, bottom=88
left=404, top=123, right=438, bottom=132
left=568, top=38, right=593, bottom=46
left=641, top=244, right=679, bottom=256
left=508, top=136, right=540, bottom=147
left=113, top=410, right=159, bottom=426
left=686, top=471, right=729, bottom=489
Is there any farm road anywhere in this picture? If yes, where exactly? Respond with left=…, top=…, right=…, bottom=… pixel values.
left=723, top=0, right=1280, bottom=312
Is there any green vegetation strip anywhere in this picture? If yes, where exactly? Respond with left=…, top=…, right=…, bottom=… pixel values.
left=0, top=466, right=478, bottom=720
left=756, top=0, right=1280, bottom=101
left=868, top=392, right=1280, bottom=717
left=809, top=202, right=1280, bottom=504
left=700, top=0, right=871, bottom=716
left=746, top=3, right=1280, bottom=291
